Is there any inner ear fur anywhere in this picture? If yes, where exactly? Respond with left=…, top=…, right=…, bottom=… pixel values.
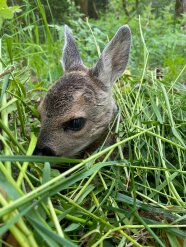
left=92, top=25, right=132, bottom=88
left=61, top=25, right=85, bottom=72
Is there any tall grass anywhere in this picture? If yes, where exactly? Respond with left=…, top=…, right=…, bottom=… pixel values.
left=0, top=1, right=186, bottom=246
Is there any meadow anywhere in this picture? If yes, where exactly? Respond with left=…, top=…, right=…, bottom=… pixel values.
left=0, top=0, right=186, bottom=246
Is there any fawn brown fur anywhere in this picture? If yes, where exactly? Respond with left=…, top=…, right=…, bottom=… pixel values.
left=35, top=25, right=131, bottom=157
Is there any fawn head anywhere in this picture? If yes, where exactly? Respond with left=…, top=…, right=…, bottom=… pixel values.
left=34, top=25, right=131, bottom=157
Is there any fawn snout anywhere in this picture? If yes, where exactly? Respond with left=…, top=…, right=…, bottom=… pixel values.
left=34, top=146, right=55, bottom=156
left=34, top=25, right=131, bottom=157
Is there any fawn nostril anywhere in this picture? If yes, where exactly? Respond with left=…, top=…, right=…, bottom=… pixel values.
left=42, top=147, right=55, bottom=156
left=33, top=147, right=42, bottom=156
left=33, top=146, right=55, bottom=156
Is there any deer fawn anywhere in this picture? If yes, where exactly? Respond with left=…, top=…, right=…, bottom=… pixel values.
left=34, top=25, right=131, bottom=157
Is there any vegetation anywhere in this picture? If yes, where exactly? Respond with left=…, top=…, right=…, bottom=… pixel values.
left=0, top=0, right=186, bottom=246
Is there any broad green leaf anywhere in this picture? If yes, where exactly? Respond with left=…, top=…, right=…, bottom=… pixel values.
left=64, top=223, right=81, bottom=232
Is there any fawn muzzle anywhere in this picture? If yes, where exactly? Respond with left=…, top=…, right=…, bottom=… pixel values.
left=33, top=146, right=56, bottom=156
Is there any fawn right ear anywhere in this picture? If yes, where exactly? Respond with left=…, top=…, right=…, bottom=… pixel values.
left=61, top=25, right=85, bottom=72
left=92, top=25, right=131, bottom=88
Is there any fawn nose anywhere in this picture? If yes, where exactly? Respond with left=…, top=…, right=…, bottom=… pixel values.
left=33, top=146, right=55, bottom=156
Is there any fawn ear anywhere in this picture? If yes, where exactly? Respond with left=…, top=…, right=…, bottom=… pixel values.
left=92, top=25, right=131, bottom=88
left=61, top=25, right=85, bottom=72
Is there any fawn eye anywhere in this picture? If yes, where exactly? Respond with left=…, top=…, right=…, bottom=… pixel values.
left=63, top=118, right=86, bottom=132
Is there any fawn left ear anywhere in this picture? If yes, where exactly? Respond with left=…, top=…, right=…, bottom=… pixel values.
left=61, top=25, right=85, bottom=72
left=92, top=25, right=131, bottom=88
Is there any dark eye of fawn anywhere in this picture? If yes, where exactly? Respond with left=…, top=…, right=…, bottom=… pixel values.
left=63, top=118, right=86, bottom=131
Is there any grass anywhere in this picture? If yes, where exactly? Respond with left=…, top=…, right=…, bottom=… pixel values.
left=0, top=1, right=186, bottom=246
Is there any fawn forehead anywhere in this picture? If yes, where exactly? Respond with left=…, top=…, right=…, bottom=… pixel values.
left=43, top=71, right=99, bottom=117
